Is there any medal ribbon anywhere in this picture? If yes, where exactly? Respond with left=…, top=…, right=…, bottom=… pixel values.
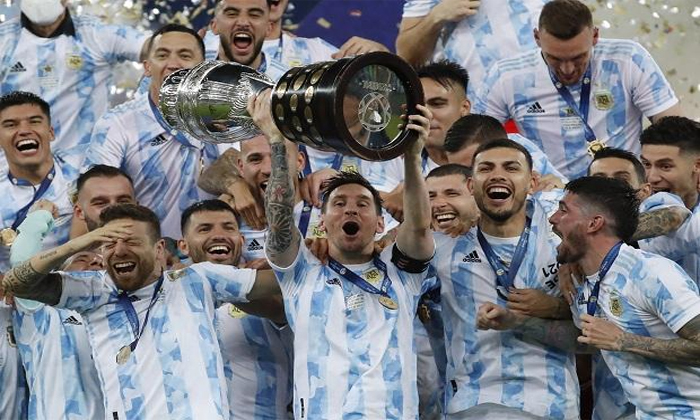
left=476, top=202, right=533, bottom=292
left=585, top=241, right=623, bottom=316
left=9, top=165, right=56, bottom=230
left=297, top=201, right=313, bottom=238
left=328, top=255, right=392, bottom=298
left=547, top=62, right=596, bottom=143
left=117, top=275, right=165, bottom=355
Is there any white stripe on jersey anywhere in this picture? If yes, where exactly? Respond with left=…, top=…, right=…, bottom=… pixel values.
left=432, top=191, right=579, bottom=417
left=56, top=263, right=256, bottom=419
left=262, top=33, right=337, bottom=68
left=0, top=304, right=28, bottom=419
left=572, top=244, right=700, bottom=418
left=473, top=39, right=678, bottom=179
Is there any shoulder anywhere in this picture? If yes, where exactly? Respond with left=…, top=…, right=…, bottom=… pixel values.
left=0, top=17, right=21, bottom=37
left=490, top=49, right=541, bottom=76
left=94, top=95, right=149, bottom=128
left=594, top=38, right=647, bottom=58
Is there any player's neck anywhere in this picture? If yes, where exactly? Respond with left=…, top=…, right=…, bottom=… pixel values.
left=267, top=21, right=282, bottom=40
left=580, top=236, right=621, bottom=276
left=148, top=90, right=159, bottom=106
left=681, top=190, right=699, bottom=210
left=9, top=159, right=54, bottom=185
left=424, top=145, right=448, bottom=166
left=479, top=210, right=527, bottom=238
left=28, top=10, right=66, bottom=38
left=329, top=244, right=374, bottom=265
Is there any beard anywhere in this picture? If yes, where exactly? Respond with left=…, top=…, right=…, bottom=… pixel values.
left=220, top=35, right=265, bottom=66
left=555, top=230, right=586, bottom=264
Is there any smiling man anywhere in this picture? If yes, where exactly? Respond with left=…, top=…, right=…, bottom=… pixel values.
left=426, top=164, right=479, bottom=235
left=473, top=0, right=682, bottom=179
left=0, top=91, right=76, bottom=274
left=82, top=24, right=220, bottom=238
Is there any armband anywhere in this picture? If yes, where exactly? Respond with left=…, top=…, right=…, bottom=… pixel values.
left=391, top=244, right=431, bottom=273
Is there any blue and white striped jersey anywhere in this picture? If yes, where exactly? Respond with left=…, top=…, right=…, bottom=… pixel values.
left=82, top=94, right=220, bottom=238
left=0, top=13, right=146, bottom=166
left=402, top=0, right=547, bottom=98
left=269, top=241, right=433, bottom=419
left=0, top=157, right=77, bottom=274
left=262, top=33, right=337, bottom=68
left=572, top=244, right=700, bottom=419
left=639, top=192, right=700, bottom=285
left=473, top=39, right=678, bottom=180
left=56, top=263, right=256, bottom=420
left=0, top=303, right=28, bottom=420
left=431, top=190, right=579, bottom=417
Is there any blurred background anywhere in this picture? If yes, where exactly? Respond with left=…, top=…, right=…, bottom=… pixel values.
left=1, top=0, right=698, bottom=119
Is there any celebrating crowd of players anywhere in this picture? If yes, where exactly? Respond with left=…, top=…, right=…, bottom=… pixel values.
left=1, top=0, right=699, bottom=419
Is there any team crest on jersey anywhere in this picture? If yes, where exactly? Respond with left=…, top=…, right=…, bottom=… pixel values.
left=6, top=326, right=16, bottom=347
left=228, top=304, right=247, bottom=319
left=168, top=268, right=187, bottom=281
left=66, top=54, right=83, bottom=70
left=609, top=294, right=623, bottom=317
left=594, top=90, right=614, bottom=111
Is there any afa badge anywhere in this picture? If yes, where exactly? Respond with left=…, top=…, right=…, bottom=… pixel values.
left=228, top=304, right=247, bottom=319
left=609, top=294, right=623, bottom=317
left=66, top=54, right=83, bottom=70
left=168, top=269, right=186, bottom=282
left=594, top=90, right=614, bottom=111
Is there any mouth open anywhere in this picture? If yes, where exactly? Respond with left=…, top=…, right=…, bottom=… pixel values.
left=113, top=261, right=136, bottom=275
left=207, top=243, right=232, bottom=256
left=16, top=138, right=39, bottom=154
left=434, top=212, right=457, bottom=227
left=233, top=32, right=253, bottom=51
left=342, top=221, right=360, bottom=236
left=486, top=186, right=512, bottom=201
left=260, top=181, right=268, bottom=192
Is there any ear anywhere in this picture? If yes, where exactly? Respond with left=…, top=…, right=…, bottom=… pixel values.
left=237, top=156, right=245, bottom=175
left=533, top=28, right=541, bottom=47
left=460, top=98, right=471, bottom=117
left=592, top=27, right=599, bottom=46
left=155, top=238, right=166, bottom=260
left=73, top=204, right=85, bottom=221
left=49, top=126, right=56, bottom=143
left=375, top=213, right=385, bottom=235
left=211, top=17, right=220, bottom=35
left=528, top=170, right=538, bottom=194
left=693, top=156, right=700, bottom=174
left=639, top=183, right=652, bottom=200
left=178, top=238, right=190, bottom=257
left=467, top=176, right=475, bottom=195
left=318, top=215, right=327, bottom=234
left=143, top=60, right=152, bottom=78
left=296, top=150, right=306, bottom=174
left=587, top=215, right=605, bottom=234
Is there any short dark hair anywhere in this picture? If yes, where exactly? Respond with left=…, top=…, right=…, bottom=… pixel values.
left=472, top=138, right=534, bottom=171
left=416, top=60, right=470, bottom=96
left=145, top=23, right=205, bottom=59
left=76, top=165, right=133, bottom=196
left=216, top=0, right=272, bottom=12
left=0, top=91, right=51, bottom=123
left=538, top=0, right=593, bottom=40
left=100, top=204, right=162, bottom=243
left=444, top=114, right=507, bottom=153
left=589, top=148, right=646, bottom=186
left=565, top=176, right=640, bottom=243
left=181, top=199, right=237, bottom=234
left=426, top=163, right=472, bottom=180
left=639, top=116, right=700, bottom=155
left=321, top=171, right=383, bottom=216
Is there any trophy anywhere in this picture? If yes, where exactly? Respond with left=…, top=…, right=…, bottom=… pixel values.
left=159, top=52, right=424, bottom=161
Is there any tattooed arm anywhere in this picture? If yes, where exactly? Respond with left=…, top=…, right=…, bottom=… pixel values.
left=0, top=222, right=133, bottom=304
left=631, top=206, right=690, bottom=241
left=579, top=313, right=700, bottom=366
left=249, top=90, right=301, bottom=268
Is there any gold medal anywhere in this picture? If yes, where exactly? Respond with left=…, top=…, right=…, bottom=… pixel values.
left=116, top=345, right=132, bottom=365
left=378, top=295, right=398, bottom=310
left=0, top=228, right=17, bottom=247
left=228, top=304, right=247, bottom=319
left=587, top=139, right=607, bottom=157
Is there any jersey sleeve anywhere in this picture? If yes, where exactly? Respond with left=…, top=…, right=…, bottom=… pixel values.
left=637, top=258, right=700, bottom=333
left=627, top=42, right=679, bottom=118
left=188, top=262, right=256, bottom=304
left=57, top=270, right=110, bottom=313
left=90, top=20, right=148, bottom=64
left=81, top=112, right=128, bottom=171
left=267, top=238, right=312, bottom=298
left=402, top=0, right=440, bottom=18
left=472, top=63, right=510, bottom=122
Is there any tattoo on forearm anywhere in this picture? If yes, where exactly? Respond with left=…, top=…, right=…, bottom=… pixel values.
left=1, top=261, right=61, bottom=304
left=618, top=315, right=700, bottom=366
left=632, top=207, right=686, bottom=241
left=198, top=149, right=241, bottom=195
left=38, top=249, right=59, bottom=261
left=265, top=142, right=295, bottom=256
left=517, top=316, right=582, bottom=353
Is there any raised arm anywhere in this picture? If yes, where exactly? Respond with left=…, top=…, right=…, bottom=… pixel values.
left=395, top=104, right=435, bottom=261
left=249, top=90, right=301, bottom=268
left=1, top=223, right=133, bottom=304
left=631, top=206, right=690, bottom=241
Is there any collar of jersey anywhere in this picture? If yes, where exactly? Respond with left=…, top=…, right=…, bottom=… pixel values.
left=21, top=9, right=76, bottom=38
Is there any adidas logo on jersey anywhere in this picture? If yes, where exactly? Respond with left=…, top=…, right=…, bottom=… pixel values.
left=247, top=239, right=264, bottom=251
left=462, top=250, right=482, bottom=263
left=526, top=102, right=545, bottom=114
left=62, top=316, right=83, bottom=326
left=9, top=62, right=26, bottom=73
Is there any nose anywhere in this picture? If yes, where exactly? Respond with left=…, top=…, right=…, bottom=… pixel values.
left=549, top=210, right=560, bottom=226
left=645, top=166, right=660, bottom=184
left=559, top=61, right=575, bottom=76
left=261, top=156, right=272, bottom=176
left=112, top=239, right=129, bottom=256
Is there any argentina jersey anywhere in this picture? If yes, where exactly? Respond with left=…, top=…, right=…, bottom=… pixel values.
left=12, top=303, right=104, bottom=419
left=402, top=0, right=547, bottom=98
left=0, top=303, right=28, bottom=419
left=431, top=190, right=579, bottom=417
left=269, top=241, right=433, bottom=419
left=0, top=14, right=146, bottom=166
left=473, top=39, right=678, bottom=180
left=0, top=156, right=77, bottom=273
left=82, top=94, right=220, bottom=238
left=262, top=33, right=337, bottom=68
left=571, top=244, right=700, bottom=419
left=639, top=192, right=700, bottom=285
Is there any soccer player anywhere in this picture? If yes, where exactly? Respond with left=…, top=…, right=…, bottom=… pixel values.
left=432, top=138, right=578, bottom=419
left=179, top=199, right=291, bottom=420
left=479, top=176, right=700, bottom=418
left=83, top=24, right=219, bottom=238
left=251, top=86, right=435, bottom=417
left=473, top=0, right=682, bottom=179
left=396, top=0, right=547, bottom=97
left=0, top=91, right=76, bottom=274
left=427, top=164, right=479, bottom=236
left=0, top=203, right=282, bottom=419
left=0, top=0, right=147, bottom=165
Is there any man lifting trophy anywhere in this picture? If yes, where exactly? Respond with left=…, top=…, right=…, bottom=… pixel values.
left=159, top=52, right=424, bottom=161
